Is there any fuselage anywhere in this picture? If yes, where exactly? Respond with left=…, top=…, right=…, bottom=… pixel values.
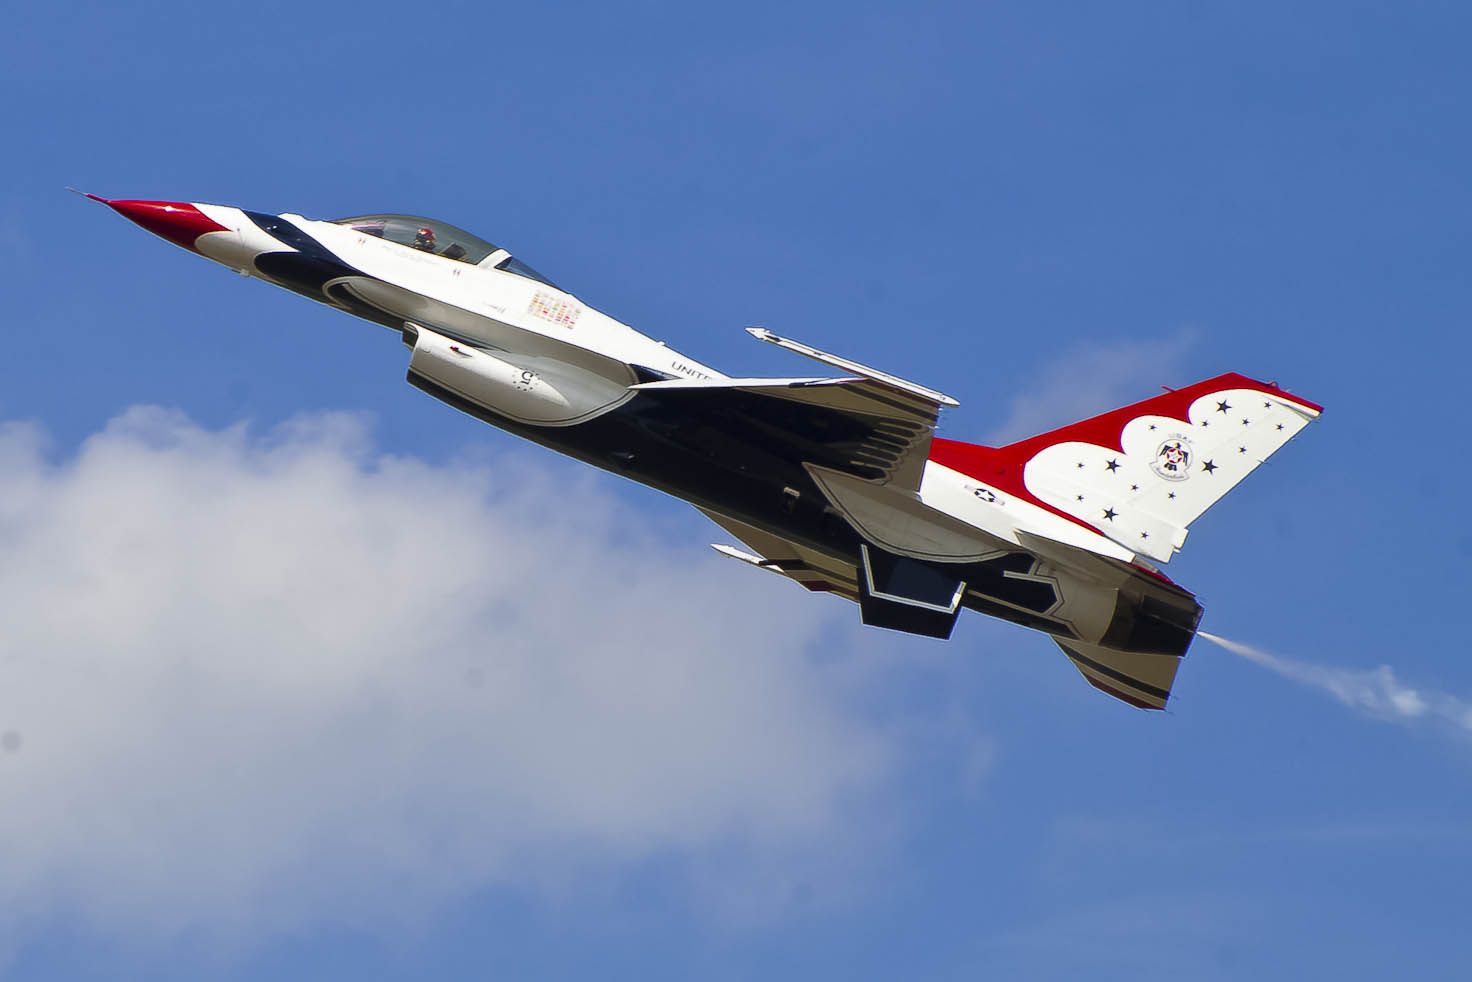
left=92, top=196, right=1205, bottom=683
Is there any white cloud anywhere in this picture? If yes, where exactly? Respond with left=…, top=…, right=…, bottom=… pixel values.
left=986, top=329, right=1199, bottom=444
left=0, top=408, right=902, bottom=945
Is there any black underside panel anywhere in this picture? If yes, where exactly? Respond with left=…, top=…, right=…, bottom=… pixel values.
left=858, top=595, right=962, bottom=639
left=857, top=545, right=964, bottom=640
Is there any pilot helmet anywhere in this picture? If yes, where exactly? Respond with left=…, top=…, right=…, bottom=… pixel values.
left=414, top=226, right=436, bottom=249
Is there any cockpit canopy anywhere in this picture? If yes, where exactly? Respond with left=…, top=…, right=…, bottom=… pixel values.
left=331, top=214, right=556, bottom=287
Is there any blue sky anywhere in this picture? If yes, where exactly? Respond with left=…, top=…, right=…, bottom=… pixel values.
left=3, top=1, right=1471, bottom=978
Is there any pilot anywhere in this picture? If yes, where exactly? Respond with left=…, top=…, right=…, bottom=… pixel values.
left=413, top=226, right=437, bottom=252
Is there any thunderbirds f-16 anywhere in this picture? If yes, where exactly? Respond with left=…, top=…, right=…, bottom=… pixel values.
left=85, top=194, right=1321, bottom=710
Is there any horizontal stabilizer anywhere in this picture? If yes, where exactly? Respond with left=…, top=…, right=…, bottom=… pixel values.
left=1056, top=638, right=1186, bottom=710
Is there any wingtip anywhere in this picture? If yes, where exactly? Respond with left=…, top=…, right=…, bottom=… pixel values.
left=710, top=543, right=769, bottom=567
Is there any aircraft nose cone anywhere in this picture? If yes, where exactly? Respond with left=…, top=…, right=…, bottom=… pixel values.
left=104, top=198, right=230, bottom=252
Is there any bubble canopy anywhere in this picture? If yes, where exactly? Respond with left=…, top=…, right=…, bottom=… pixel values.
left=331, top=214, right=556, bottom=287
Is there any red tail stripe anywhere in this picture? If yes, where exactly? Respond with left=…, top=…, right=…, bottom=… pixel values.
left=929, top=437, right=1100, bottom=534
left=1002, top=372, right=1321, bottom=459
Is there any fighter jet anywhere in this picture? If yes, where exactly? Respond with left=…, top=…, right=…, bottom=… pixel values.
left=86, top=194, right=1321, bottom=710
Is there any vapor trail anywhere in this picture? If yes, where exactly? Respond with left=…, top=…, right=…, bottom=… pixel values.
left=1199, top=632, right=1472, bottom=734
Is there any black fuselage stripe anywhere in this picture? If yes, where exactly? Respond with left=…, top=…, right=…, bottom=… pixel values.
left=245, top=212, right=345, bottom=263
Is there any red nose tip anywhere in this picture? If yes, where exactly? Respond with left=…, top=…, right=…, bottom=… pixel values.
left=103, top=199, right=229, bottom=252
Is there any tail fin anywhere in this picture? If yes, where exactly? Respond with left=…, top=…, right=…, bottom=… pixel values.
left=1055, top=638, right=1184, bottom=710
left=995, top=373, right=1321, bottom=563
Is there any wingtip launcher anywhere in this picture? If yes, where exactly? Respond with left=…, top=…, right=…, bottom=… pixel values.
left=745, top=327, right=960, bottom=409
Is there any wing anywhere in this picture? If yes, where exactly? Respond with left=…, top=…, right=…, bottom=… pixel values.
left=631, top=328, right=956, bottom=491
left=660, top=332, right=987, bottom=638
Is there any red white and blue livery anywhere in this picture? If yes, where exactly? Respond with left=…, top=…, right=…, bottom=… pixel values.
left=87, top=194, right=1323, bottom=710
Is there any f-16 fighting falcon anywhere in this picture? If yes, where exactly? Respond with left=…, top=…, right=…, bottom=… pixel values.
left=85, top=193, right=1321, bottom=710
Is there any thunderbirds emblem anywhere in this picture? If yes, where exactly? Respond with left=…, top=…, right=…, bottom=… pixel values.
left=1151, top=437, right=1193, bottom=481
